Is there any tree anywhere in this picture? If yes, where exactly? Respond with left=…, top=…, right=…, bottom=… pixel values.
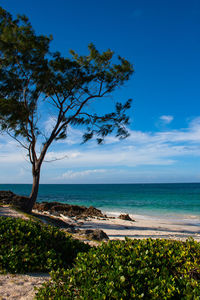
left=0, top=7, right=133, bottom=212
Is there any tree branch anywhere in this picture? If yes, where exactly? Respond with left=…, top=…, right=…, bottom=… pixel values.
left=6, top=130, right=29, bottom=150
left=44, top=154, right=68, bottom=163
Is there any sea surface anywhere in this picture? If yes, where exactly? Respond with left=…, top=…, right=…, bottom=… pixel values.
left=1, top=183, right=200, bottom=222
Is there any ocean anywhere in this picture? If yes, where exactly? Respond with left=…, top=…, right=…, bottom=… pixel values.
left=1, top=183, right=200, bottom=222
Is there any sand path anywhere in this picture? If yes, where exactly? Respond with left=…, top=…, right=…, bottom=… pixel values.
left=0, top=206, right=29, bottom=219
left=0, top=274, right=50, bottom=300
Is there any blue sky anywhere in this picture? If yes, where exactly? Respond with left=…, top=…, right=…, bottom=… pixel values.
left=0, top=0, right=200, bottom=183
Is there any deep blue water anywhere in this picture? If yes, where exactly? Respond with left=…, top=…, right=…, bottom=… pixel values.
left=1, top=183, right=200, bottom=218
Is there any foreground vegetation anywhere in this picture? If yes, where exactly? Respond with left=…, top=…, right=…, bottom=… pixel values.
left=0, top=217, right=90, bottom=273
left=1, top=215, right=200, bottom=299
left=36, top=238, right=200, bottom=299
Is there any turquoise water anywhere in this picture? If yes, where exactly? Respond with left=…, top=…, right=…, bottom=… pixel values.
left=1, top=183, right=200, bottom=219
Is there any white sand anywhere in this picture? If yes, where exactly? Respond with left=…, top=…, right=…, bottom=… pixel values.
left=39, top=209, right=200, bottom=241
left=76, top=214, right=200, bottom=241
left=0, top=273, right=50, bottom=300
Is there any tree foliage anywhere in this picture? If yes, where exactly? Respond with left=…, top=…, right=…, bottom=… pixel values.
left=0, top=6, right=133, bottom=210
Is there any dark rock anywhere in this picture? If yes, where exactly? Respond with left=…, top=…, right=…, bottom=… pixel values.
left=82, top=206, right=104, bottom=218
left=65, top=227, right=77, bottom=234
left=118, top=214, right=135, bottom=221
left=75, top=216, right=88, bottom=220
left=78, top=229, right=93, bottom=235
left=78, top=229, right=109, bottom=241
left=0, top=191, right=107, bottom=218
left=0, top=190, right=14, bottom=203
left=0, top=190, right=29, bottom=211
left=34, top=202, right=107, bottom=218
left=88, top=229, right=109, bottom=241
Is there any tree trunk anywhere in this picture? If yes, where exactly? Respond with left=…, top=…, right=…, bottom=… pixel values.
left=26, top=167, right=41, bottom=212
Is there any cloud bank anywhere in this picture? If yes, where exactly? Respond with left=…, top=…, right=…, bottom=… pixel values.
left=0, top=117, right=200, bottom=183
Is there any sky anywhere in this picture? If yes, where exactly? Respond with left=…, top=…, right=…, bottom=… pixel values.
left=0, top=0, right=200, bottom=184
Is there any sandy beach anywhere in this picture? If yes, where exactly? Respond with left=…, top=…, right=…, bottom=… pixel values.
left=45, top=210, right=200, bottom=242
left=82, top=215, right=200, bottom=241
left=1, top=204, right=200, bottom=242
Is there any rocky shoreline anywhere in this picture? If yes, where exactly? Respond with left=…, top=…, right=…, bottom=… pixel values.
left=34, top=201, right=107, bottom=219
left=0, top=190, right=111, bottom=242
left=0, top=190, right=29, bottom=210
left=0, top=190, right=107, bottom=218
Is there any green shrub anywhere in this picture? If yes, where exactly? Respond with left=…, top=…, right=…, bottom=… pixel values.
left=36, top=238, right=200, bottom=299
left=0, top=217, right=90, bottom=273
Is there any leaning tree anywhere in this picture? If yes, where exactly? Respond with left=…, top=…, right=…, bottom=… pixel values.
left=0, top=7, right=133, bottom=212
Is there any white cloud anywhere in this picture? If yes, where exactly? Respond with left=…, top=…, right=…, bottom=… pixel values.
left=126, top=117, right=200, bottom=145
left=42, top=143, right=196, bottom=170
left=44, top=116, right=57, bottom=135
left=40, top=117, right=200, bottom=169
left=64, top=126, right=83, bottom=145
left=1, top=116, right=200, bottom=183
left=159, top=115, right=174, bottom=124
left=61, top=169, right=106, bottom=179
